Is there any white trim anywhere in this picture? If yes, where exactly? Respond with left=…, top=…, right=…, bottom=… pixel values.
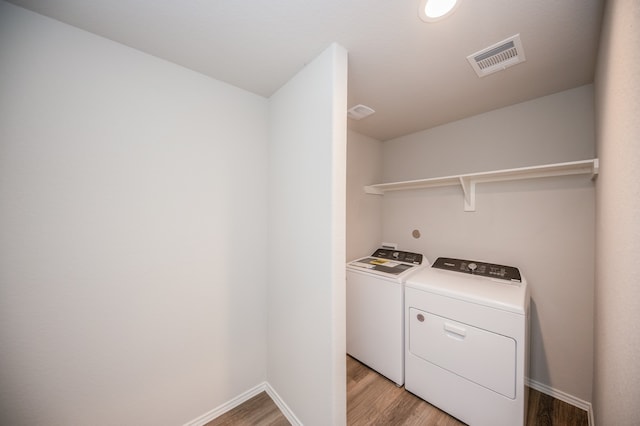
left=264, top=382, right=304, bottom=426
left=182, top=381, right=303, bottom=426
left=182, top=382, right=267, bottom=426
left=526, top=378, right=594, bottom=426
left=186, top=378, right=596, bottom=426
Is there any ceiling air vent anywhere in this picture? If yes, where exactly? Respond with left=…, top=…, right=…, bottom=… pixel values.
left=467, top=34, right=526, bottom=78
left=347, top=104, right=375, bottom=120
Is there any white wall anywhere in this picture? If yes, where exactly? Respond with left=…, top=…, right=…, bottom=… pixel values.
left=382, top=85, right=596, bottom=183
left=346, top=130, right=383, bottom=261
left=0, top=3, right=269, bottom=425
left=593, top=0, right=640, bottom=424
left=267, top=43, right=347, bottom=425
left=379, top=85, right=596, bottom=403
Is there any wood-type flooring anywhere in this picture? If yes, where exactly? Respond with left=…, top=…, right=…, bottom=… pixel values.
left=206, top=355, right=589, bottom=425
left=205, top=391, right=289, bottom=426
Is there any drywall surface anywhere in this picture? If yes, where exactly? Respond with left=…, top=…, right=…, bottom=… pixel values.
left=380, top=85, right=596, bottom=402
left=0, top=3, right=269, bottom=425
left=267, top=43, right=348, bottom=425
left=382, top=85, right=596, bottom=182
left=346, top=130, right=383, bottom=261
left=593, top=0, right=640, bottom=424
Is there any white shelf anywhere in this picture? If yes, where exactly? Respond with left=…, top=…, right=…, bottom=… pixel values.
left=364, top=159, right=599, bottom=211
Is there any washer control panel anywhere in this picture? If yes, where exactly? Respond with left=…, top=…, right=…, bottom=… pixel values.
left=371, top=248, right=423, bottom=265
left=432, top=257, right=521, bottom=283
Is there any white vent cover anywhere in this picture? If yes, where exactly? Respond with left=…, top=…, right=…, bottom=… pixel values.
left=347, top=104, right=375, bottom=120
left=467, top=34, right=526, bottom=77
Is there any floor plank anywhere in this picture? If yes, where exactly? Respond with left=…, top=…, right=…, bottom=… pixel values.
left=205, top=391, right=290, bottom=426
left=526, top=385, right=589, bottom=426
left=205, top=356, right=589, bottom=425
left=347, top=355, right=465, bottom=426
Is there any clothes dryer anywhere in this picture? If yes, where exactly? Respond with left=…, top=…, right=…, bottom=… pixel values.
left=404, top=257, right=530, bottom=426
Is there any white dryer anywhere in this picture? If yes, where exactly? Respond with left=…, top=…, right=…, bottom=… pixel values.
left=404, top=257, right=530, bottom=426
left=346, top=248, right=427, bottom=386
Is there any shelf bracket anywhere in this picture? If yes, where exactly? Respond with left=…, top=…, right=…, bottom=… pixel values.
left=591, top=158, right=600, bottom=180
left=459, top=177, right=476, bottom=212
left=364, top=185, right=384, bottom=195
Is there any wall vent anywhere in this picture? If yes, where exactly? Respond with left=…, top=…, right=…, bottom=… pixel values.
left=467, top=34, right=526, bottom=77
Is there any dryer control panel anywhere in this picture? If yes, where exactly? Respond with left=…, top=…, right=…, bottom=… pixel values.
left=432, top=257, right=521, bottom=283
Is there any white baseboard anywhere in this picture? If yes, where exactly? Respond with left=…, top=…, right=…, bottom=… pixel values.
left=526, top=378, right=594, bottom=426
left=183, top=382, right=267, bottom=426
left=187, top=379, right=595, bottom=426
left=264, top=382, right=303, bottom=426
left=183, top=381, right=302, bottom=426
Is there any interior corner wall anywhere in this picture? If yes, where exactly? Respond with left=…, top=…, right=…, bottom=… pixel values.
left=593, top=0, right=640, bottom=424
left=267, top=43, right=348, bottom=426
left=379, top=85, right=596, bottom=403
left=0, top=3, right=269, bottom=425
left=346, top=130, right=383, bottom=261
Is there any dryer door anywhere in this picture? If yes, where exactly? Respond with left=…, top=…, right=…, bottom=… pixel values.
left=408, top=308, right=517, bottom=399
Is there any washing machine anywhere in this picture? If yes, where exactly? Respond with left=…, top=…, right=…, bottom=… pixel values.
left=346, top=247, right=427, bottom=386
left=404, top=257, right=530, bottom=426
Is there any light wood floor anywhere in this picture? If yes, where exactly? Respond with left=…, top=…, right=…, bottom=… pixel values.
left=207, top=355, right=589, bottom=425
left=205, top=391, right=289, bottom=426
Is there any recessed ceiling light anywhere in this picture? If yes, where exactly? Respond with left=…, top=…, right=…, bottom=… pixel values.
left=418, top=0, right=461, bottom=22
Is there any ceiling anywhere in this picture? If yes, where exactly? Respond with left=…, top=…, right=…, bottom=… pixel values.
left=7, top=0, right=604, bottom=141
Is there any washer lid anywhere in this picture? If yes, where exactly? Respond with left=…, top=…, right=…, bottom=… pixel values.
left=405, top=266, right=529, bottom=314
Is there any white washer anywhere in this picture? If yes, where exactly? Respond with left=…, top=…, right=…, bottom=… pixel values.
left=346, top=248, right=427, bottom=386
left=405, top=257, right=530, bottom=426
